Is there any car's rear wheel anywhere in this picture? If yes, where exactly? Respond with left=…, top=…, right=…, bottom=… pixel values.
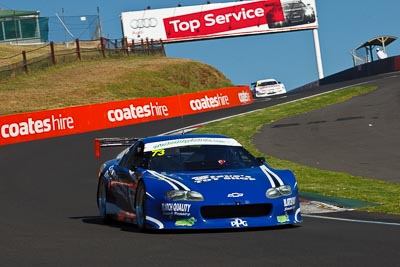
left=135, top=181, right=147, bottom=231
left=97, top=176, right=111, bottom=223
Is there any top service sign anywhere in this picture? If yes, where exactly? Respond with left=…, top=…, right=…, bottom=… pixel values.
left=121, top=0, right=318, bottom=43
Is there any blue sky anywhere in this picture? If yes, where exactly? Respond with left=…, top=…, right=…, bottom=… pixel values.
left=1, top=0, right=399, bottom=91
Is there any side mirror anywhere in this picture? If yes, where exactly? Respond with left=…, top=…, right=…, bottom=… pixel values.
left=257, top=157, right=266, bottom=163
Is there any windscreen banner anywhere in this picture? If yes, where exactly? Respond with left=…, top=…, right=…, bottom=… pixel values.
left=121, top=0, right=318, bottom=43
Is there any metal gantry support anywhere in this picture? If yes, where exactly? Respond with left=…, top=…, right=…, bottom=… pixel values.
left=313, top=29, right=324, bottom=79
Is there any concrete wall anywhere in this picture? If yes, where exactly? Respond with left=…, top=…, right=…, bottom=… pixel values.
left=319, top=55, right=400, bottom=85
left=292, top=55, right=400, bottom=93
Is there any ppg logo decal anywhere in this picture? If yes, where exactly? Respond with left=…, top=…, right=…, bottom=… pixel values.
left=230, top=218, right=248, bottom=228
left=130, top=18, right=158, bottom=29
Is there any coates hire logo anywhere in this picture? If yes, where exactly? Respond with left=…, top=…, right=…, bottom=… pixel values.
left=163, top=0, right=284, bottom=39
left=107, top=101, right=169, bottom=122
left=238, top=90, right=252, bottom=103
left=1, top=114, right=74, bottom=139
left=189, top=93, right=230, bottom=111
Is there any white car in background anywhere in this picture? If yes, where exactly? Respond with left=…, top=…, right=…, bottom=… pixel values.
left=254, top=79, right=286, bottom=98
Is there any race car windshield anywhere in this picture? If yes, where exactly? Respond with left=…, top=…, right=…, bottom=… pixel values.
left=145, top=145, right=261, bottom=172
left=258, top=81, right=277, bottom=86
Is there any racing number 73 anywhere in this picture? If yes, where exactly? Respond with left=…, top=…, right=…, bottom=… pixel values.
left=152, top=149, right=165, bottom=157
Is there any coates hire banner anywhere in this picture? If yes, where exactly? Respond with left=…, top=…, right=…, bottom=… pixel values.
left=121, top=0, right=318, bottom=43
left=0, top=86, right=252, bottom=146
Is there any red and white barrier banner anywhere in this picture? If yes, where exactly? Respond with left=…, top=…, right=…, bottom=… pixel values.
left=0, top=86, right=252, bottom=146
left=121, top=0, right=318, bottom=43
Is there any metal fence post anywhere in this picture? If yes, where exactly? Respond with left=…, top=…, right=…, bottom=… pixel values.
left=141, top=39, right=145, bottom=54
left=100, top=37, right=106, bottom=58
left=50, top=42, right=56, bottom=65
left=75, top=39, right=81, bottom=60
left=160, top=39, right=165, bottom=56
left=130, top=39, right=135, bottom=55
left=22, top=51, right=28, bottom=73
left=150, top=39, right=154, bottom=55
left=123, top=37, right=129, bottom=55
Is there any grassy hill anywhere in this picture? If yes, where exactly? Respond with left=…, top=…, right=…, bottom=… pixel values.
left=0, top=43, right=233, bottom=116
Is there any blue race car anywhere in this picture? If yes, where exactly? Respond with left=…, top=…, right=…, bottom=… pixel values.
left=95, top=134, right=302, bottom=230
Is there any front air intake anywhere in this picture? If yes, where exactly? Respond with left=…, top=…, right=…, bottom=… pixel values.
left=201, top=204, right=272, bottom=219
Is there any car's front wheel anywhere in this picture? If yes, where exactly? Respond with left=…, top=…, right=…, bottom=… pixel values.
left=135, top=181, right=147, bottom=231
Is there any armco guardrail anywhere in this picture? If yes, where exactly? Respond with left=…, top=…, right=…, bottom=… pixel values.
left=0, top=86, right=252, bottom=146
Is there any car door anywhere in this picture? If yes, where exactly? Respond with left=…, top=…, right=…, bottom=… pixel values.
left=116, top=141, right=145, bottom=213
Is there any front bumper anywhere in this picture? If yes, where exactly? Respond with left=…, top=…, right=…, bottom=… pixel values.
left=145, top=198, right=302, bottom=230
left=256, top=89, right=286, bottom=98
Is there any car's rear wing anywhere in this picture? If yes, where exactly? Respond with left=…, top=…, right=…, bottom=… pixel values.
left=94, top=137, right=139, bottom=158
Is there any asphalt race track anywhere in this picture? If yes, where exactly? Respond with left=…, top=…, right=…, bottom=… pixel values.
left=254, top=74, right=400, bottom=183
left=1, top=73, right=399, bottom=266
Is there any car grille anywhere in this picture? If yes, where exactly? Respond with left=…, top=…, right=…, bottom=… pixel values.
left=201, top=204, right=272, bottom=219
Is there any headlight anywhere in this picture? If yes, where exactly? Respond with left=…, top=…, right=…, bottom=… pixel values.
left=98, top=163, right=106, bottom=177
left=165, top=190, right=204, bottom=201
left=266, top=185, right=292, bottom=199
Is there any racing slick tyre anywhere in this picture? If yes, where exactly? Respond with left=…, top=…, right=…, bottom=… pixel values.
left=97, top=176, right=111, bottom=224
left=135, top=181, right=147, bottom=231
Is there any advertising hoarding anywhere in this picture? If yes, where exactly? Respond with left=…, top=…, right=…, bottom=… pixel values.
left=0, top=86, right=252, bottom=146
left=121, top=0, right=318, bottom=43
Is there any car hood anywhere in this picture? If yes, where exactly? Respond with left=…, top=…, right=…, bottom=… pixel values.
left=145, top=165, right=288, bottom=201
